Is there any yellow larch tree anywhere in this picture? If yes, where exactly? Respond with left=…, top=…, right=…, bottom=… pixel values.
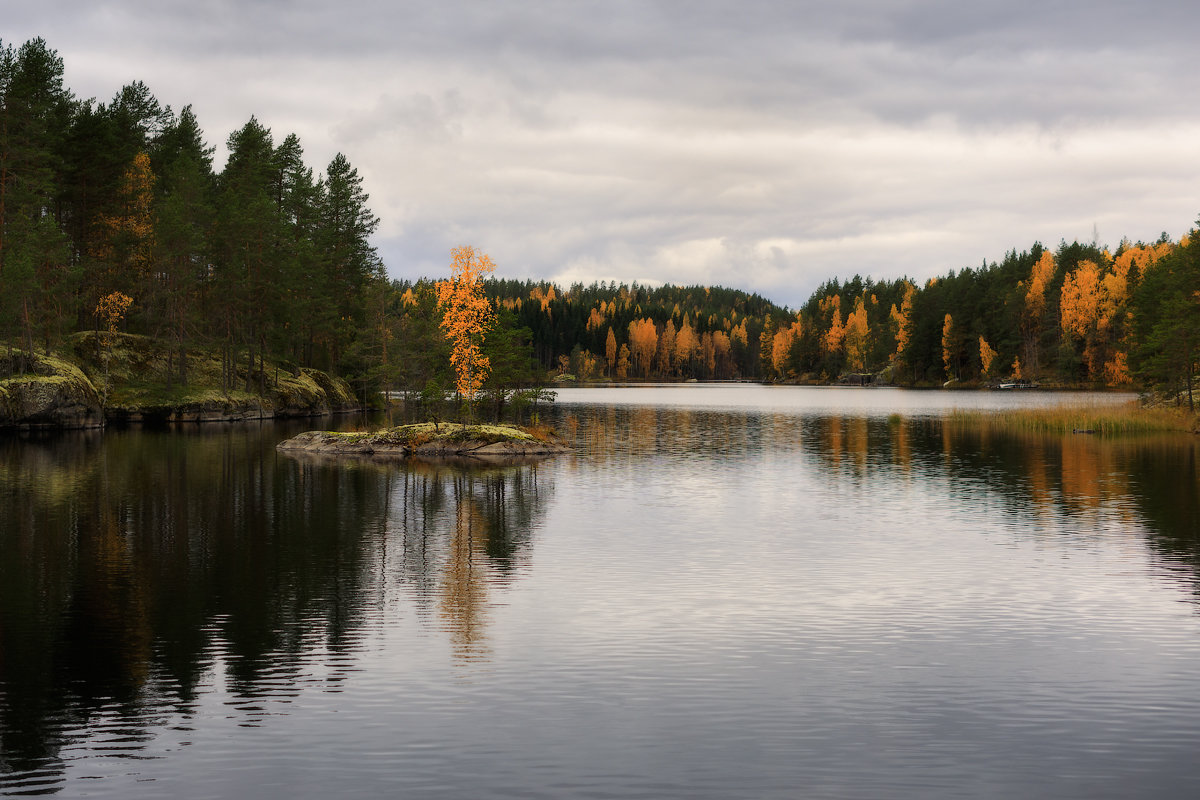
left=941, top=313, right=955, bottom=380
left=586, top=306, right=606, bottom=332
left=616, top=343, right=631, bottom=379
left=655, top=319, right=677, bottom=376
left=674, top=315, right=698, bottom=375
left=712, top=330, right=732, bottom=378
left=627, top=318, right=658, bottom=378
left=1059, top=259, right=1102, bottom=378
left=530, top=284, right=556, bottom=313
left=820, top=295, right=844, bottom=355
left=843, top=297, right=870, bottom=372
left=1021, top=250, right=1056, bottom=377
left=770, top=320, right=801, bottom=378
left=758, top=317, right=776, bottom=376
left=978, top=335, right=998, bottom=380
left=605, top=327, right=618, bottom=376
left=892, top=281, right=916, bottom=360
left=1024, top=250, right=1055, bottom=322
left=436, top=246, right=496, bottom=404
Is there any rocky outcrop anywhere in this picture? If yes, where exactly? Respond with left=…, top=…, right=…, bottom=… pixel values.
left=0, top=352, right=105, bottom=429
left=277, top=424, right=571, bottom=458
left=271, top=369, right=359, bottom=417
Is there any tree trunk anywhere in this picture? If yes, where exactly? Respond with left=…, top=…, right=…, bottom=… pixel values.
left=22, top=297, right=34, bottom=355
left=1187, top=340, right=1195, bottom=413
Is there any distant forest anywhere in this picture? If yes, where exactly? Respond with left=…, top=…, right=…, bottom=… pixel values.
left=3, top=36, right=1198, bottom=405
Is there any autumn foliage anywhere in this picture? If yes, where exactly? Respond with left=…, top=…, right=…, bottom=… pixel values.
left=437, top=246, right=496, bottom=400
left=96, top=291, right=133, bottom=333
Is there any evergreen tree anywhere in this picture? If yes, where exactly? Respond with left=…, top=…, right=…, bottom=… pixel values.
left=152, top=106, right=214, bottom=386
left=0, top=37, right=74, bottom=355
left=1131, top=231, right=1200, bottom=409
left=313, top=152, right=381, bottom=375
left=213, top=116, right=278, bottom=390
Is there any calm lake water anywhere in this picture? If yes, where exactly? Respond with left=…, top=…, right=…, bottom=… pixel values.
left=2, top=385, right=1199, bottom=798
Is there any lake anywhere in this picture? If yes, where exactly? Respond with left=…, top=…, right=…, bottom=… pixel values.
left=2, top=385, right=1199, bottom=798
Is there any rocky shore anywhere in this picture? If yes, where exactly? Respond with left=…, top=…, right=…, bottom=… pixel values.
left=1, top=335, right=360, bottom=430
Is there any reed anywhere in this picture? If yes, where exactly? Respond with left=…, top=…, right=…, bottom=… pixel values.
left=944, top=401, right=1197, bottom=436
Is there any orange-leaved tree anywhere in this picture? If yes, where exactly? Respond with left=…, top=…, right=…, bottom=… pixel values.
left=941, top=313, right=956, bottom=380
left=436, top=246, right=496, bottom=412
left=94, top=290, right=134, bottom=401
left=978, top=335, right=998, bottom=380
left=96, top=290, right=133, bottom=334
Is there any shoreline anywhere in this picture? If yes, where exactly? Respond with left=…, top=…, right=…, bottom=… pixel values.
left=1, top=336, right=361, bottom=431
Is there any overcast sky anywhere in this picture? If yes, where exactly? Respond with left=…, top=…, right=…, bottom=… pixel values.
left=8, top=1, right=1200, bottom=306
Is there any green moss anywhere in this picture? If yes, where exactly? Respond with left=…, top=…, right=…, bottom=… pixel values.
left=274, top=371, right=325, bottom=407
left=345, top=422, right=542, bottom=447
left=302, top=368, right=356, bottom=407
left=106, top=382, right=263, bottom=413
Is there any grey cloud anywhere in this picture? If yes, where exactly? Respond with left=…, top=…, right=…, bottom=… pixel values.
left=335, top=91, right=466, bottom=146
left=9, top=1, right=1200, bottom=308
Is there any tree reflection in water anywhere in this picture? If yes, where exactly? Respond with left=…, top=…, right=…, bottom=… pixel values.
left=797, top=414, right=1200, bottom=591
left=383, top=458, right=550, bottom=662
left=556, top=403, right=1200, bottom=596
left=0, top=425, right=553, bottom=788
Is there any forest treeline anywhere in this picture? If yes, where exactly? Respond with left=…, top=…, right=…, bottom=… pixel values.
left=3, top=36, right=1198, bottom=409
left=422, top=232, right=1194, bottom=407
left=1, top=37, right=383, bottom=392
left=384, top=227, right=1197, bottom=409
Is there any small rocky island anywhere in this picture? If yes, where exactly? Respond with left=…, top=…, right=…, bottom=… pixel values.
left=277, top=422, right=571, bottom=458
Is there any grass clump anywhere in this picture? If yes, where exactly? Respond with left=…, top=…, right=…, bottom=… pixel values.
left=945, top=401, right=1197, bottom=436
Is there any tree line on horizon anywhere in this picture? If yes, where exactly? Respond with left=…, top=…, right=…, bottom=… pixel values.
left=407, top=231, right=1192, bottom=408
left=3, top=36, right=1197, bottom=409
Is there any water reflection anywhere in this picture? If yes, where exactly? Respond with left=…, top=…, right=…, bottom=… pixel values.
left=3, top=395, right=1200, bottom=798
left=553, top=403, right=1200, bottom=592
left=807, top=415, right=1200, bottom=595
left=372, top=458, right=552, bottom=662
left=0, top=425, right=553, bottom=790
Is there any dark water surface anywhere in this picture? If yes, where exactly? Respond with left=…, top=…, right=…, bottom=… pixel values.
left=2, top=386, right=1199, bottom=798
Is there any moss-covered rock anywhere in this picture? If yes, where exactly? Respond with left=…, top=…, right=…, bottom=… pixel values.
left=301, top=368, right=358, bottom=411
left=277, top=423, right=570, bottom=458
left=0, top=350, right=104, bottom=429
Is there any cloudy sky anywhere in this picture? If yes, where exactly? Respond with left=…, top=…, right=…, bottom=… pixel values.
left=8, top=1, right=1200, bottom=306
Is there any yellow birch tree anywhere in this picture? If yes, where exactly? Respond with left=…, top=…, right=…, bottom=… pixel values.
left=437, top=246, right=496, bottom=405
